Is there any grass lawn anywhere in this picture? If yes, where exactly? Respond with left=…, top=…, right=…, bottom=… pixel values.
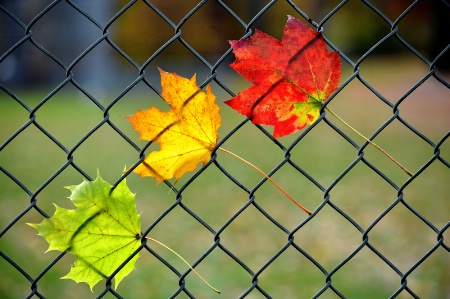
left=0, top=56, right=449, bottom=298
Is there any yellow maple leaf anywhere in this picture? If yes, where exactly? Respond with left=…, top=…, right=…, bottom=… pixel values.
left=126, top=69, right=221, bottom=183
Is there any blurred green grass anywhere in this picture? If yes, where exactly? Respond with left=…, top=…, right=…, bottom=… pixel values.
left=1, top=56, right=449, bottom=298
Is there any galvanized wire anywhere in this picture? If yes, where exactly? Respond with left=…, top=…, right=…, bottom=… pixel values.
left=0, top=0, right=449, bottom=298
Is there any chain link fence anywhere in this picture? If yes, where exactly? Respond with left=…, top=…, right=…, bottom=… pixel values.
left=1, top=1, right=449, bottom=298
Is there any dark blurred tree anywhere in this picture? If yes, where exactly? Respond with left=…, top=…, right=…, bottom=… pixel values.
left=382, top=0, right=449, bottom=70
left=112, top=0, right=243, bottom=63
left=429, top=0, right=450, bottom=71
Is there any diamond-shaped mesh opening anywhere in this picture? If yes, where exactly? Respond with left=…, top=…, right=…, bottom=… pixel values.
left=292, top=204, right=363, bottom=269
left=326, top=79, right=393, bottom=140
left=141, top=40, right=213, bottom=83
left=331, top=247, right=401, bottom=298
left=69, top=40, right=136, bottom=102
left=395, top=1, right=443, bottom=62
left=179, top=1, right=246, bottom=63
left=402, top=160, right=450, bottom=229
left=71, top=124, right=139, bottom=182
left=254, top=165, right=322, bottom=229
left=179, top=165, right=250, bottom=230
left=256, top=246, right=327, bottom=298
left=397, top=75, right=450, bottom=142
left=357, top=50, right=431, bottom=104
left=219, top=204, right=291, bottom=269
left=403, top=246, right=450, bottom=298
left=217, top=123, right=286, bottom=187
left=0, top=172, right=30, bottom=228
left=0, top=98, right=30, bottom=144
left=147, top=205, right=214, bottom=261
left=109, top=2, right=176, bottom=65
left=1, top=1, right=53, bottom=25
left=367, top=203, right=440, bottom=272
left=68, top=1, right=119, bottom=27
left=329, top=163, right=397, bottom=229
left=0, top=125, right=67, bottom=190
left=31, top=86, right=102, bottom=149
left=321, top=0, right=392, bottom=57
left=1, top=1, right=448, bottom=298
left=0, top=40, right=67, bottom=92
left=287, top=121, right=358, bottom=188
left=362, top=119, right=433, bottom=178
left=30, top=1, right=102, bottom=66
left=0, top=12, right=23, bottom=55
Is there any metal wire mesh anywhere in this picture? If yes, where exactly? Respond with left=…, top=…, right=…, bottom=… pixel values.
left=1, top=0, right=449, bottom=298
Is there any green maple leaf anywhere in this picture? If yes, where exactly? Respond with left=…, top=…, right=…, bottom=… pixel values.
left=28, top=172, right=141, bottom=290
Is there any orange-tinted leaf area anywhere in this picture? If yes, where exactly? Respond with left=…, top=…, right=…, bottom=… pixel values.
left=225, top=16, right=341, bottom=137
left=126, top=69, right=221, bottom=183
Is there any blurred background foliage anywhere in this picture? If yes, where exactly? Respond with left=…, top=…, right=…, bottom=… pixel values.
left=1, top=0, right=448, bottom=90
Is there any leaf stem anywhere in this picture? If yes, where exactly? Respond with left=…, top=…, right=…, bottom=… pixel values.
left=146, top=237, right=221, bottom=294
left=218, top=147, right=312, bottom=215
left=324, top=107, right=413, bottom=177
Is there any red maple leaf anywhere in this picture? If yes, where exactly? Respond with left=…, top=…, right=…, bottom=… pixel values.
left=225, top=16, right=341, bottom=137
